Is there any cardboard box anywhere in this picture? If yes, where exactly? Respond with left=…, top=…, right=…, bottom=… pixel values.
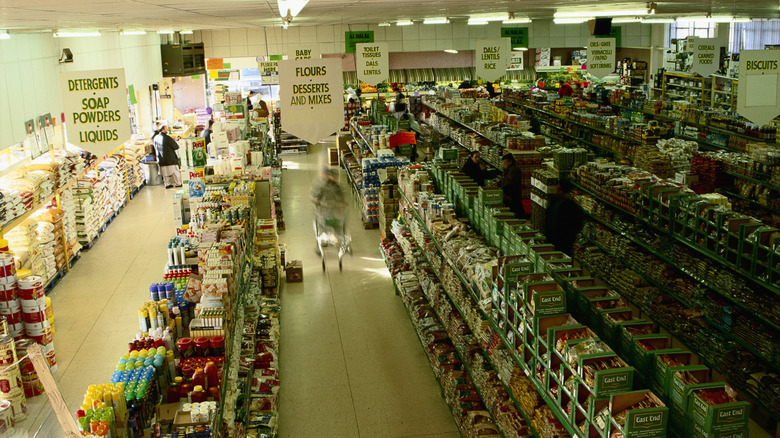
left=285, top=260, right=303, bottom=282
left=609, top=390, right=669, bottom=438
left=689, top=385, right=750, bottom=434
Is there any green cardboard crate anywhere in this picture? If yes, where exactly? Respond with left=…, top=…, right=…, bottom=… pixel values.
left=652, top=351, right=694, bottom=401
left=524, top=281, right=567, bottom=317
left=586, top=296, right=626, bottom=331
left=690, top=422, right=748, bottom=438
left=609, top=390, right=669, bottom=438
left=619, top=320, right=657, bottom=358
left=636, top=348, right=682, bottom=385
left=630, top=334, right=670, bottom=371
left=578, top=352, right=635, bottom=397
left=479, top=187, right=503, bottom=205
left=575, top=286, right=616, bottom=324
left=668, top=367, right=712, bottom=419
left=688, top=384, right=750, bottom=434
left=545, top=324, right=592, bottom=359
left=599, top=308, right=635, bottom=349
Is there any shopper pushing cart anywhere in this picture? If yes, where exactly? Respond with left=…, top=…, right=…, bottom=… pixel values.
left=312, top=168, right=352, bottom=270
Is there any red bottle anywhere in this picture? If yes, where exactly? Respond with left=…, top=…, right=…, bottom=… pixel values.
left=192, top=367, right=206, bottom=389
left=179, top=382, right=192, bottom=400
left=207, top=386, right=220, bottom=402
left=167, top=381, right=179, bottom=403
left=203, top=361, right=218, bottom=389
left=190, top=385, right=206, bottom=403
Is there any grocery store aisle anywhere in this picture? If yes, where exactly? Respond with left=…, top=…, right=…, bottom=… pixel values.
left=23, top=185, right=174, bottom=437
left=278, top=140, right=458, bottom=438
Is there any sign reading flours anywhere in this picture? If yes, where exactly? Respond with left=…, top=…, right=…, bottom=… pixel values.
left=60, top=68, right=130, bottom=157
left=475, top=38, right=511, bottom=82
left=287, top=45, right=320, bottom=60
left=587, top=38, right=616, bottom=78
left=689, top=37, right=719, bottom=77
left=356, top=42, right=389, bottom=85
left=737, top=49, right=780, bottom=126
left=278, top=58, right=344, bottom=144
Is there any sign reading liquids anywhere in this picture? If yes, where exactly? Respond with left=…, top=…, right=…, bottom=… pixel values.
left=475, top=38, right=511, bottom=82
left=737, top=50, right=780, bottom=126
left=356, top=42, right=389, bottom=85
left=287, top=45, right=320, bottom=60
left=690, top=37, right=719, bottom=77
left=60, top=68, right=130, bottom=157
left=278, top=58, right=344, bottom=144
left=587, top=38, right=616, bottom=78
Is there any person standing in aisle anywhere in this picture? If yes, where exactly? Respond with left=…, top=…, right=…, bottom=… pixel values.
left=545, top=179, right=584, bottom=256
left=458, top=79, right=472, bottom=89
left=485, top=81, right=499, bottom=98
left=154, top=125, right=182, bottom=189
left=246, top=90, right=255, bottom=111
left=201, top=119, right=214, bottom=146
left=558, top=80, right=573, bottom=98
left=390, top=92, right=407, bottom=119
left=501, top=153, right=526, bottom=219
left=461, top=151, right=488, bottom=186
left=526, top=109, right=542, bottom=136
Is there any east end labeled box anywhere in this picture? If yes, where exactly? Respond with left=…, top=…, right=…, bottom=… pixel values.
left=524, top=281, right=566, bottom=317
left=609, top=390, right=669, bottom=438
left=479, top=187, right=503, bottom=205
left=689, top=385, right=750, bottom=434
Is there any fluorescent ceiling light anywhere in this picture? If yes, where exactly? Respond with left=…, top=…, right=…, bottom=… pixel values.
left=472, top=15, right=509, bottom=22
left=512, top=47, right=528, bottom=51
left=678, top=16, right=733, bottom=23
left=732, top=18, right=751, bottom=22
left=120, top=30, right=147, bottom=35
left=641, top=18, right=675, bottom=23
left=503, top=18, right=531, bottom=24
left=0, top=31, right=9, bottom=40
left=53, top=31, right=101, bottom=37
left=555, top=9, right=648, bottom=18
left=277, top=0, right=308, bottom=17
left=378, top=22, right=391, bottom=27
left=553, top=18, right=593, bottom=24
left=180, top=30, right=193, bottom=34
left=444, top=49, right=458, bottom=54
left=468, top=20, right=488, bottom=25
left=396, top=20, right=413, bottom=26
left=612, top=17, right=641, bottom=23
left=424, top=17, right=448, bottom=24
left=157, top=30, right=175, bottom=34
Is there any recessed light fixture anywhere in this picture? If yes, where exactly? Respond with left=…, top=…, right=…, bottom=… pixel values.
left=157, top=30, right=175, bottom=35
left=732, top=17, right=751, bottom=22
left=120, top=30, right=147, bottom=35
left=424, top=18, right=449, bottom=24
left=612, top=17, right=642, bottom=23
left=396, top=20, right=413, bottom=26
left=180, top=30, right=193, bottom=34
left=53, top=31, right=101, bottom=37
left=512, top=47, right=528, bottom=51
left=641, top=18, right=675, bottom=23
left=378, top=22, right=391, bottom=27
left=678, top=15, right=735, bottom=23
left=444, top=49, right=458, bottom=54
left=470, top=14, right=508, bottom=22
left=0, top=30, right=9, bottom=40
left=468, top=19, right=489, bottom=25
left=554, top=9, right=648, bottom=18
left=553, top=18, right=594, bottom=24
left=503, top=18, right=531, bottom=24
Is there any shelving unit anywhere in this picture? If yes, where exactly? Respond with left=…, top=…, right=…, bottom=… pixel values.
left=662, top=72, right=712, bottom=105
left=710, top=74, right=738, bottom=111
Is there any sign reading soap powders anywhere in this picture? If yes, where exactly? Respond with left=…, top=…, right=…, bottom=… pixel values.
left=356, top=42, right=389, bottom=85
left=278, top=58, right=344, bottom=144
left=587, top=38, right=616, bottom=78
left=689, top=37, right=719, bottom=77
left=475, top=38, right=511, bottom=82
left=60, top=68, right=130, bottom=156
left=737, top=49, right=780, bottom=126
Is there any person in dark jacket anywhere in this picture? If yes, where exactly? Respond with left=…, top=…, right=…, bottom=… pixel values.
left=246, top=91, right=255, bottom=110
left=501, top=153, right=527, bottom=218
left=154, top=125, right=182, bottom=188
left=485, top=81, right=499, bottom=98
left=526, top=109, right=542, bottom=135
left=457, top=79, right=472, bottom=89
left=201, top=119, right=214, bottom=146
left=461, top=151, right=488, bottom=186
left=545, top=179, right=585, bottom=256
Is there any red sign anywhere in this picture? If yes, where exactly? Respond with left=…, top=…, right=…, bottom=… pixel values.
left=389, top=132, right=416, bottom=148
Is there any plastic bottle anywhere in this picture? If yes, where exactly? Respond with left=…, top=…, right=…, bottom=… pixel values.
left=203, top=361, right=218, bottom=389
left=207, top=386, right=220, bottom=402
left=167, top=243, right=174, bottom=266
left=138, top=309, right=148, bottom=333
left=166, top=350, right=176, bottom=378
left=155, top=307, right=164, bottom=329
left=149, top=283, right=159, bottom=301
left=148, top=309, right=158, bottom=330
left=167, top=380, right=179, bottom=403
left=190, top=385, right=206, bottom=403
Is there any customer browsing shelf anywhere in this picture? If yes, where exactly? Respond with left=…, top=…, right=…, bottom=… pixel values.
left=154, top=124, right=182, bottom=189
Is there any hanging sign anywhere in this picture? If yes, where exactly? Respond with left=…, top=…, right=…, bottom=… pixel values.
left=60, top=68, right=130, bottom=157
left=258, top=55, right=281, bottom=85
left=500, top=27, right=529, bottom=48
left=278, top=57, right=344, bottom=144
left=345, top=31, right=374, bottom=54
left=690, top=37, right=719, bottom=77
left=356, top=42, right=389, bottom=85
left=475, top=38, right=511, bottom=82
left=587, top=38, right=616, bottom=78
left=737, top=50, right=780, bottom=126
left=287, top=45, right=320, bottom=60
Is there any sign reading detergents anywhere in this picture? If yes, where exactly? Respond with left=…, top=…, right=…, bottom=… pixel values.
left=60, top=68, right=130, bottom=157
left=587, top=38, right=616, bottom=78
left=278, top=57, right=344, bottom=144
left=475, top=38, right=511, bottom=82
left=356, top=42, right=389, bottom=85
left=737, top=50, right=780, bottom=126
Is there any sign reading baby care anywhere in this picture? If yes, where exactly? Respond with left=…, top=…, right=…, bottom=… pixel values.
left=278, top=57, right=344, bottom=144
left=475, top=38, right=511, bottom=81
left=60, top=68, right=130, bottom=157
left=690, top=37, right=719, bottom=77
left=737, top=50, right=780, bottom=126
left=287, top=45, right=320, bottom=60
left=356, top=42, right=389, bottom=85
left=587, top=38, right=616, bottom=78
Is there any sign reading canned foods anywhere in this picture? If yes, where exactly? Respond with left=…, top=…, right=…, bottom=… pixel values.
left=688, top=37, right=720, bottom=78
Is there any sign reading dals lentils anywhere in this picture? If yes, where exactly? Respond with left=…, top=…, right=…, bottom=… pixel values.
left=287, top=45, right=320, bottom=60
left=278, top=58, right=344, bottom=144
left=587, top=38, right=616, bottom=78
left=737, top=50, right=780, bottom=126
left=475, top=38, right=511, bottom=82
left=60, top=68, right=130, bottom=156
left=690, top=37, right=719, bottom=77
left=356, top=42, right=389, bottom=85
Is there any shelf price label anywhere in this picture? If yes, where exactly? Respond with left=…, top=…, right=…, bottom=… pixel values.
left=278, top=57, right=344, bottom=144
left=587, top=38, right=616, bottom=79
left=356, top=42, right=389, bottom=85
left=737, top=50, right=780, bottom=126
left=60, top=68, right=130, bottom=157
left=476, top=38, right=511, bottom=82
left=690, top=37, right=719, bottom=77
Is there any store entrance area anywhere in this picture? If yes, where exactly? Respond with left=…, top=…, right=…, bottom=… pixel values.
left=277, top=140, right=458, bottom=438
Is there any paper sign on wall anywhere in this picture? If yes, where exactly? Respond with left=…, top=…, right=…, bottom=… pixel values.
left=356, top=42, right=389, bottom=85
left=690, top=37, right=719, bottom=77
left=737, top=50, right=780, bottom=126
left=60, top=68, right=130, bottom=157
left=258, top=56, right=281, bottom=85
left=287, top=45, right=320, bottom=60
left=587, top=38, right=616, bottom=78
left=475, top=38, right=511, bottom=82
left=508, top=51, right=524, bottom=71
left=345, top=31, right=374, bottom=54
left=278, top=57, right=344, bottom=144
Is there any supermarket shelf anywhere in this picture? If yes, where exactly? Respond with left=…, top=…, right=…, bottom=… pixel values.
left=350, top=120, right=375, bottom=155
left=0, top=191, right=57, bottom=236
left=559, top=130, right=631, bottom=159
left=720, top=189, right=780, bottom=215
left=723, top=170, right=780, bottom=192
left=420, top=119, right=501, bottom=170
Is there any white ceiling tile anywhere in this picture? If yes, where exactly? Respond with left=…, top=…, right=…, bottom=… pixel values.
left=419, top=40, right=436, bottom=51
left=319, top=42, right=335, bottom=54
left=316, top=25, right=335, bottom=43
left=212, top=30, right=230, bottom=46
left=418, top=25, right=436, bottom=40
left=229, top=28, right=247, bottom=46
left=403, top=39, right=419, bottom=52
left=230, top=45, right=248, bottom=57
left=384, top=26, right=402, bottom=41
left=299, top=26, right=317, bottom=43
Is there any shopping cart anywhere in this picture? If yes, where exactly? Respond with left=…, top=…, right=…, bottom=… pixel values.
left=314, top=201, right=352, bottom=271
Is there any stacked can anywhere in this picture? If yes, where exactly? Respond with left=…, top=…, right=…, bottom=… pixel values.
left=0, top=254, right=22, bottom=339
left=45, top=297, right=54, bottom=336
left=0, top=334, right=27, bottom=422
left=14, top=339, right=43, bottom=397
left=0, top=400, right=14, bottom=435
left=19, top=277, right=51, bottom=344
